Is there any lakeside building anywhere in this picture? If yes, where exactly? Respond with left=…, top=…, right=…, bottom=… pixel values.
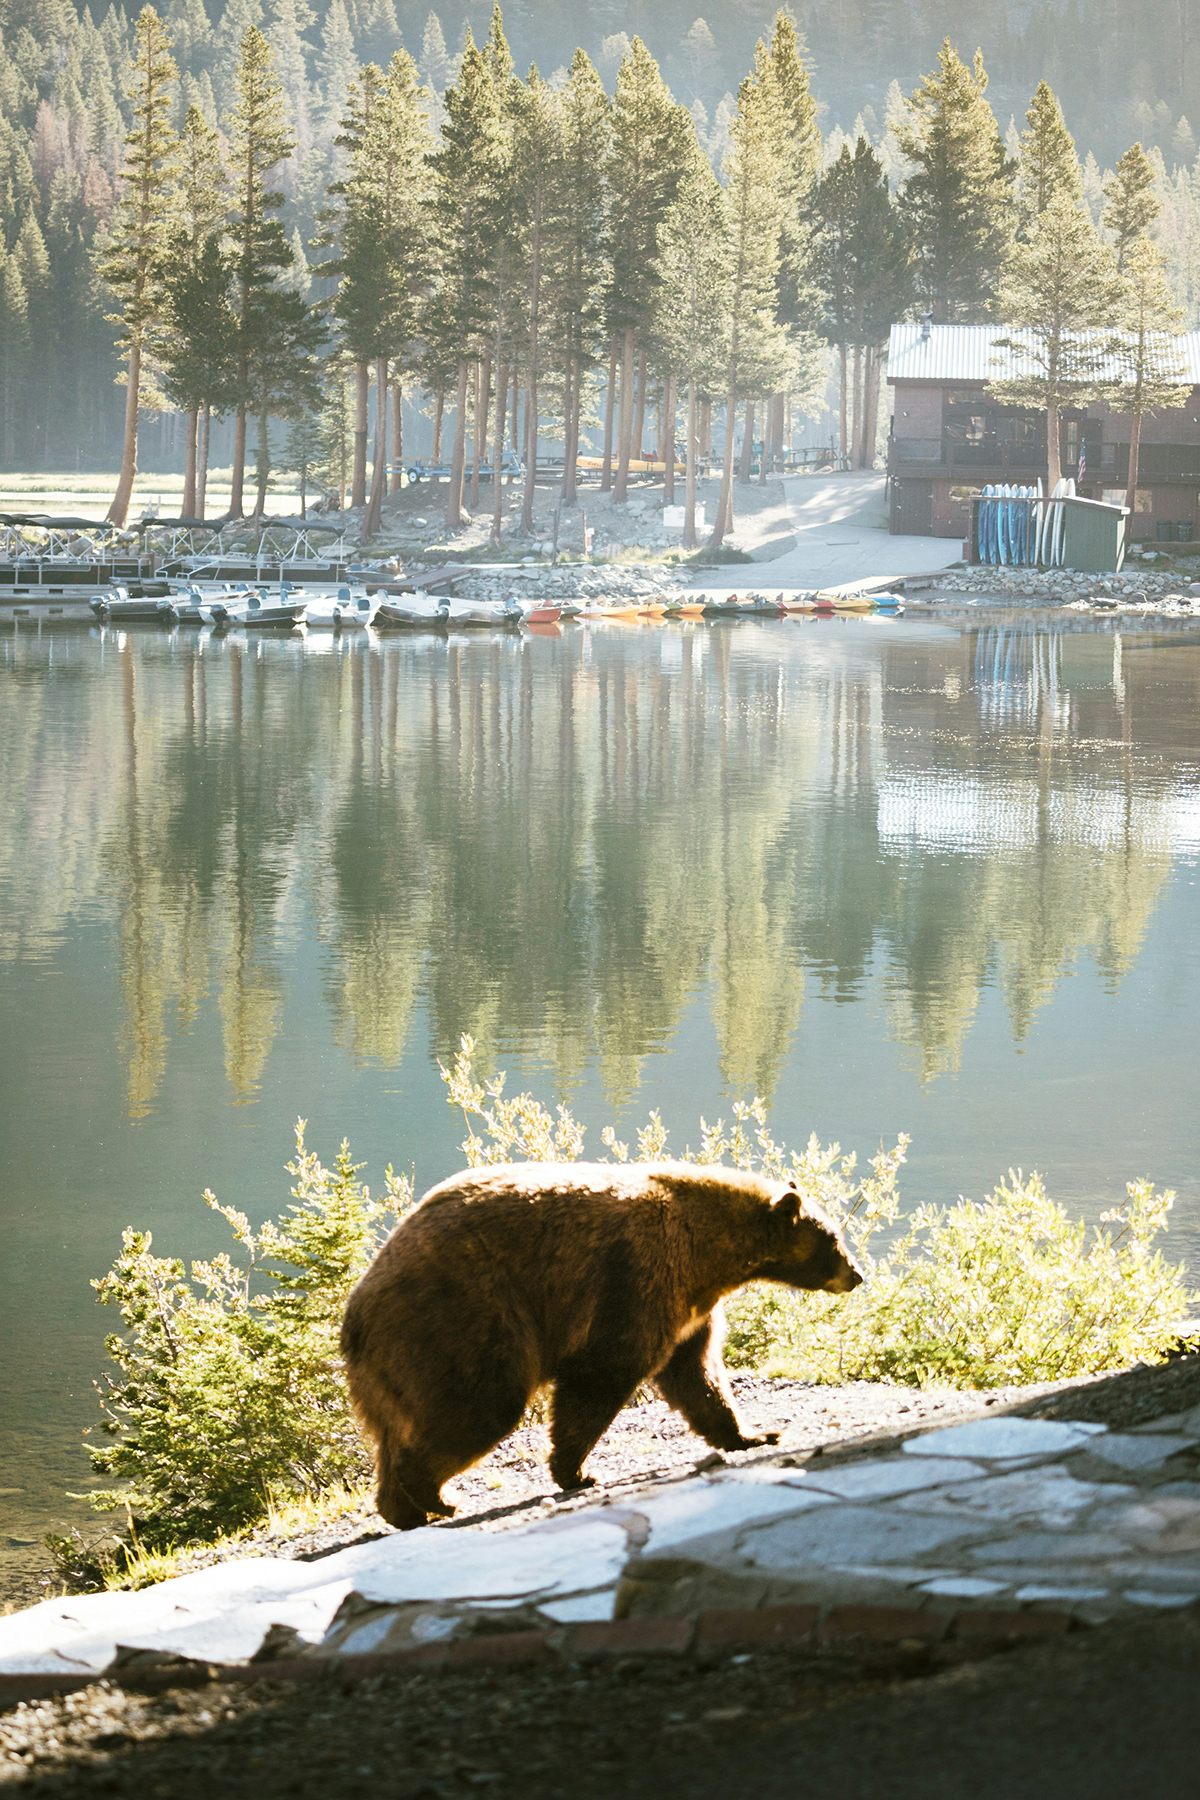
left=886, top=321, right=1200, bottom=542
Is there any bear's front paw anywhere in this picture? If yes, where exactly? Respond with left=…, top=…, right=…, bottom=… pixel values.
left=734, top=1430, right=780, bottom=1449
left=553, top=1472, right=597, bottom=1494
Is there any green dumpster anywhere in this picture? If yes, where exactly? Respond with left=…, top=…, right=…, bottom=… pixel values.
left=1060, top=497, right=1128, bottom=572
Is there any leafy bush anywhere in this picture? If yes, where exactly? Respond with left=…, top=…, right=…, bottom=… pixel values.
left=87, top=1128, right=410, bottom=1541
left=83, top=1039, right=1193, bottom=1550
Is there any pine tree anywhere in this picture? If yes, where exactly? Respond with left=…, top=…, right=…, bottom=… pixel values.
left=14, top=212, right=51, bottom=467
left=420, top=10, right=454, bottom=92
left=265, top=0, right=314, bottom=150
left=283, top=406, right=321, bottom=513
left=161, top=102, right=229, bottom=514
left=768, top=10, right=822, bottom=334
left=357, top=0, right=400, bottom=70
left=477, top=2, right=517, bottom=528
left=164, top=0, right=212, bottom=66
left=333, top=48, right=433, bottom=536
left=543, top=46, right=609, bottom=508
left=1016, top=81, right=1081, bottom=231
left=652, top=148, right=730, bottom=546
left=605, top=37, right=690, bottom=502
left=320, top=60, right=387, bottom=507
left=97, top=5, right=179, bottom=527
left=212, top=0, right=264, bottom=114
left=1104, top=143, right=1161, bottom=270
left=512, top=63, right=561, bottom=534
left=989, top=193, right=1125, bottom=494
left=317, top=359, right=353, bottom=506
left=896, top=40, right=1014, bottom=322
left=316, top=0, right=357, bottom=139
left=709, top=44, right=793, bottom=547
left=0, top=243, right=30, bottom=465
left=764, top=10, right=821, bottom=475
left=427, top=26, right=505, bottom=528
left=814, top=138, right=912, bottom=468
left=225, top=23, right=301, bottom=517
left=1114, top=234, right=1187, bottom=512
left=161, top=236, right=235, bottom=515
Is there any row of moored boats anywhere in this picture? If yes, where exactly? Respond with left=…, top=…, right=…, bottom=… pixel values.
left=89, top=584, right=905, bottom=630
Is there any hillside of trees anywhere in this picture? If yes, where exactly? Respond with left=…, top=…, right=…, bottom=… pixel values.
left=0, top=0, right=1196, bottom=529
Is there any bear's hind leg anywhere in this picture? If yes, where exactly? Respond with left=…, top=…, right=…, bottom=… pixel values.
left=549, top=1359, right=643, bottom=1491
left=373, top=1344, right=536, bottom=1529
left=656, top=1317, right=779, bottom=1452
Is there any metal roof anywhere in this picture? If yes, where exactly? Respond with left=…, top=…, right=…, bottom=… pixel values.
left=887, top=321, right=1200, bottom=385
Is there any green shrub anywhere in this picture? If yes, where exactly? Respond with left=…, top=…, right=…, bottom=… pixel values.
left=87, top=1128, right=410, bottom=1541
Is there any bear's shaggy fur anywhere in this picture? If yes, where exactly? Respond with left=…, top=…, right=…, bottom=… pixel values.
left=340, top=1160, right=863, bottom=1529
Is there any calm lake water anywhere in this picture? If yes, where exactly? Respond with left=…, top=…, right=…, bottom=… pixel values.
left=3, top=610, right=1200, bottom=1571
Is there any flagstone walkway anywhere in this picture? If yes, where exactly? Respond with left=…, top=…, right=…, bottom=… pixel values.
left=4, top=1395, right=1198, bottom=1684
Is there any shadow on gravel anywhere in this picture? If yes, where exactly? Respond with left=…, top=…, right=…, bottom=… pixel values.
left=3, top=1610, right=1198, bottom=1800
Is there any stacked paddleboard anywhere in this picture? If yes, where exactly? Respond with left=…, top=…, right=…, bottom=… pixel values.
left=977, top=483, right=1044, bottom=567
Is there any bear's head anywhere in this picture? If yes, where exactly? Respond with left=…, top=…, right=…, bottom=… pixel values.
left=753, top=1185, right=863, bottom=1293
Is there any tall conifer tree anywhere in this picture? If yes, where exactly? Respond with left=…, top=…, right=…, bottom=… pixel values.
left=428, top=27, right=504, bottom=529
left=99, top=5, right=179, bottom=527
left=512, top=64, right=561, bottom=534
left=333, top=49, right=433, bottom=536
left=161, top=102, right=229, bottom=514
left=1103, top=143, right=1161, bottom=270
left=709, top=44, right=793, bottom=547
left=605, top=38, right=690, bottom=503
left=544, top=46, right=609, bottom=508
left=0, top=246, right=30, bottom=466
left=814, top=138, right=912, bottom=468
left=1016, top=81, right=1081, bottom=231
left=989, top=193, right=1124, bottom=493
left=653, top=150, right=730, bottom=547
left=897, top=40, right=1014, bottom=322
left=224, top=23, right=296, bottom=517
left=1114, top=235, right=1186, bottom=512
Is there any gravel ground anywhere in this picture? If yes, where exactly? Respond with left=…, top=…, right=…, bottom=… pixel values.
left=0, top=1636, right=1029, bottom=1797
left=2, top=1599, right=1198, bottom=1799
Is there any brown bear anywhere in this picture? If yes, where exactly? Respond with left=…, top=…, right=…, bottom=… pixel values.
left=340, top=1160, right=863, bottom=1529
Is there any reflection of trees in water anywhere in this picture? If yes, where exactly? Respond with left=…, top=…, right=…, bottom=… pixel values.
left=0, top=621, right=1189, bottom=1112
left=874, top=628, right=1175, bottom=1078
left=323, top=629, right=817, bottom=1101
left=99, top=637, right=322, bottom=1113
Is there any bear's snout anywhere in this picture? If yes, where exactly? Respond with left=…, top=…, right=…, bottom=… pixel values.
left=823, top=1255, right=864, bottom=1294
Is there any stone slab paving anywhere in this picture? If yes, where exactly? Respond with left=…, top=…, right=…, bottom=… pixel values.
left=3, top=1403, right=1198, bottom=1683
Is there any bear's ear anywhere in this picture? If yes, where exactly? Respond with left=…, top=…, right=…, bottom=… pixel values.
left=772, top=1191, right=801, bottom=1225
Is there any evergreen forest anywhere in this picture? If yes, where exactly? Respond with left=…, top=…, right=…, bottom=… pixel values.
left=2, top=0, right=1199, bottom=527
